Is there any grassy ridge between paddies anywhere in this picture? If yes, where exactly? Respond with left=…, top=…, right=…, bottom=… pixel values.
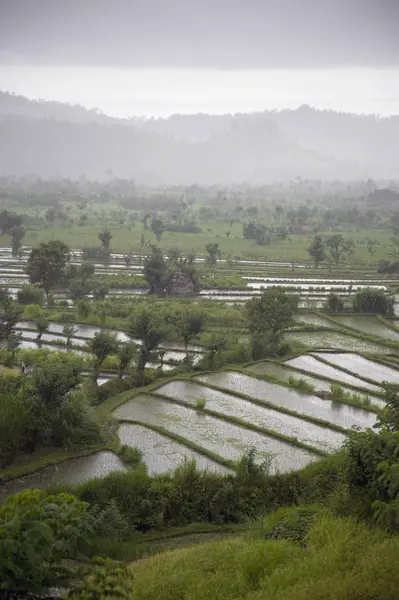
left=130, top=511, right=399, bottom=600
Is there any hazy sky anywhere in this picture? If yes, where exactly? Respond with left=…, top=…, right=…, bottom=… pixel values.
left=0, top=0, right=398, bottom=117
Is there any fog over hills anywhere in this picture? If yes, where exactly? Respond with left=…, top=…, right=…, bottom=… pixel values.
left=1, top=91, right=398, bottom=184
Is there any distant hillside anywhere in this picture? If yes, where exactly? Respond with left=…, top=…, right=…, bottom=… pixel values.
left=0, top=91, right=396, bottom=183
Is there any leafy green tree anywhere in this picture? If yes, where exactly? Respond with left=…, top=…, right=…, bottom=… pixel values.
left=308, top=235, right=326, bottom=267
left=180, top=313, right=205, bottom=361
left=116, top=341, right=138, bottom=379
left=26, top=240, right=70, bottom=297
left=0, top=291, right=22, bottom=343
left=325, top=292, right=344, bottom=313
left=17, top=284, right=45, bottom=306
left=11, top=225, right=25, bottom=257
left=128, top=310, right=165, bottom=385
left=247, top=288, right=298, bottom=358
left=326, top=234, right=355, bottom=265
left=97, top=228, right=112, bottom=250
left=150, top=217, right=165, bottom=242
left=206, top=336, right=227, bottom=368
left=0, top=490, right=92, bottom=596
left=205, top=243, right=221, bottom=264
left=77, top=299, right=91, bottom=319
left=62, top=325, right=78, bottom=349
left=352, top=288, right=394, bottom=315
left=88, top=332, right=117, bottom=385
left=68, top=278, right=93, bottom=301
left=0, top=209, right=23, bottom=235
left=34, top=312, right=49, bottom=342
left=93, top=283, right=109, bottom=301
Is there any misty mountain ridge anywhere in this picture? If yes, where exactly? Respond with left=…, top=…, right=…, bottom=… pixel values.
left=1, top=91, right=398, bottom=184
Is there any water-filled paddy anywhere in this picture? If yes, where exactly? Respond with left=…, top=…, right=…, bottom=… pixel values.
left=157, top=380, right=346, bottom=452
left=312, top=352, right=399, bottom=385
left=286, top=355, right=380, bottom=393
left=285, top=331, right=391, bottom=354
left=118, top=423, right=229, bottom=475
left=0, top=451, right=127, bottom=499
left=197, top=372, right=377, bottom=430
left=113, top=394, right=318, bottom=472
left=244, top=361, right=332, bottom=391
left=331, top=316, right=399, bottom=342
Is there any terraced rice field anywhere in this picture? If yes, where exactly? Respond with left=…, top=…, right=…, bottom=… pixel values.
left=156, top=380, right=346, bottom=452
left=331, top=316, right=399, bottom=342
left=311, top=352, right=399, bottom=385
left=197, top=372, right=377, bottom=430
left=0, top=452, right=127, bottom=499
left=118, top=423, right=230, bottom=475
left=113, top=394, right=319, bottom=473
left=286, top=355, right=381, bottom=393
left=285, top=331, right=391, bottom=354
left=244, top=361, right=335, bottom=392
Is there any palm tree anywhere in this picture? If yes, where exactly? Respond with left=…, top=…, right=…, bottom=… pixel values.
left=128, top=310, right=165, bottom=385
left=116, top=341, right=137, bottom=379
left=62, top=325, right=77, bottom=350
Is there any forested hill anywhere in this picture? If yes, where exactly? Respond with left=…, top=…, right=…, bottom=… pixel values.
left=0, top=91, right=398, bottom=183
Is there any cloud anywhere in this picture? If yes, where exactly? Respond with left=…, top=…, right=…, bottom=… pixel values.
left=0, top=0, right=398, bottom=68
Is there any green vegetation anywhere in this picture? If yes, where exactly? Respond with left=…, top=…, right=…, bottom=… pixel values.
left=2, top=174, right=399, bottom=597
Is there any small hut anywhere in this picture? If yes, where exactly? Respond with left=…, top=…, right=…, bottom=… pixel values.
left=165, top=271, right=195, bottom=296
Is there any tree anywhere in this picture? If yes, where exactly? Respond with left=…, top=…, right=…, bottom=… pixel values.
left=352, top=289, right=394, bottom=315
left=62, top=325, right=78, bottom=349
left=17, top=284, right=45, bottom=306
left=128, top=310, right=165, bottom=385
left=205, top=243, right=220, bottom=265
left=68, top=278, right=92, bottom=301
left=26, top=240, right=70, bottom=297
left=35, top=314, right=49, bottom=343
left=92, top=283, right=109, bottom=301
left=11, top=225, right=25, bottom=257
left=206, top=336, right=227, bottom=368
left=325, top=234, right=354, bottom=265
left=0, top=490, right=92, bottom=596
left=150, top=217, right=165, bottom=242
left=180, top=313, right=205, bottom=361
left=308, top=235, right=326, bottom=267
left=0, top=209, right=23, bottom=235
left=97, top=228, right=112, bottom=250
left=325, top=292, right=344, bottom=313
left=0, top=291, right=21, bottom=344
left=88, top=331, right=117, bottom=385
left=97, top=228, right=112, bottom=261
left=116, top=341, right=138, bottom=378
left=143, top=244, right=169, bottom=294
left=247, top=288, right=298, bottom=358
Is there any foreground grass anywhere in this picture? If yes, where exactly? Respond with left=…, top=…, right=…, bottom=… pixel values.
left=130, top=513, right=399, bottom=600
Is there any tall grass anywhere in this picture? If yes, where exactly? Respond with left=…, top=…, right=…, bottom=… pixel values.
left=130, top=514, right=399, bottom=600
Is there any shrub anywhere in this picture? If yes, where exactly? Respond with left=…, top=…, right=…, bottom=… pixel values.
left=0, top=391, right=30, bottom=467
left=325, top=292, right=344, bottom=313
left=65, top=557, right=134, bottom=600
left=288, top=376, right=315, bottom=393
left=0, top=490, right=92, bottom=596
left=17, top=284, right=45, bottom=306
left=352, top=288, right=394, bottom=315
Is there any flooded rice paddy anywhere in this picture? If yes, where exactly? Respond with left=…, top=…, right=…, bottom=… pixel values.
left=197, top=372, right=377, bottom=430
left=113, top=394, right=319, bottom=473
left=118, top=423, right=230, bottom=475
left=311, top=352, right=399, bottom=385
left=157, top=380, right=346, bottom=452
left=286, top=355, right=380, bottom=393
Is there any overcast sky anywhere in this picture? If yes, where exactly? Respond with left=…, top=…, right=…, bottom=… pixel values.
left=0, top=0, right=398, bottom=116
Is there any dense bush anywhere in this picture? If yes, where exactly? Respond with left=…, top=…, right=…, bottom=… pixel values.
left=0, top=490, right=92, bottom=596
left=17, top=284, right=45, bottom=306
left=0, top=361, right=100, bottom=467
left=325, top=292, right=344, bottom=313
left=74, top=453, right=344, bottom=534
left=352, top=288, right=394, bottom=315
